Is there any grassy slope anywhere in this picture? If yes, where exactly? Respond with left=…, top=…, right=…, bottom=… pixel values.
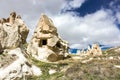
left=27, top=47, right=120, bottom=80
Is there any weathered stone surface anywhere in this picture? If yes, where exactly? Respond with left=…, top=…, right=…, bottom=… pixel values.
left=0, top=12, right=29, bottom=51
left=76, top=44, right=102, bottom=57
left=0, top=48, right=42, bottom=80
left=0, top=11, right=40, bottom=79
left=86, top=43, right=102, bottom=56
left=0, top=18, right=7, bottom=24
left=27, top=14, right=69, bottom=62
left=9, top=12, right=16, bottom=24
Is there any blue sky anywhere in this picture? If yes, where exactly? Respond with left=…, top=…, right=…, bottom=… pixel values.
left=63, top=0, right=120, bottom=29
left=0, top=0, right=120, bottom=49
left=64, top=0, right=112, bottom=16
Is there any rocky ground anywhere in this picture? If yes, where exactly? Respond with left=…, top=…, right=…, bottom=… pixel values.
left=0, top=51, right=18, bottom=68
left=25, top=46, right=120, bottom=80
left=0, top=46, right=120, bottom=80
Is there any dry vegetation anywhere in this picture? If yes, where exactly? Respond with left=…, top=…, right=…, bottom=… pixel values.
left=21, top=47, right=120, bottom=80
left=0, top=46, right=119, bottom=80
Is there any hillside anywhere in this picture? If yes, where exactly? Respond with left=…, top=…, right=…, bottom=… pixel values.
left=26, top=47, right=120, bottom=80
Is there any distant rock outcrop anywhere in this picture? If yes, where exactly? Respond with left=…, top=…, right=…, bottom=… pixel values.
left=76, top=44, right=102, bottom=57
left=86, top=43, right=102, bottom=56
left=0, top=12, right=29, bottom=52
left=27, top=14, right=69, bottom=62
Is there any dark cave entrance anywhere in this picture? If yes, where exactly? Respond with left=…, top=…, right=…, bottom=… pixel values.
left=42, top=39, right=47, bottom=45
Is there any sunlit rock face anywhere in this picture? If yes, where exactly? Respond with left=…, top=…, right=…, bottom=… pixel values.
left=0, top=48, right=42, bottom=80
left=76, top=44, right=102, bottom=57
left=0, top=12, right=29, bottom=51
left=86, top=43, right=102, bottom=56
left=27, top=14, right=69, bottom=62
left=0, top=12, right=42, bottom=80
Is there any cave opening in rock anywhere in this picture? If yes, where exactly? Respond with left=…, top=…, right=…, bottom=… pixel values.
left=42, top=39, right=47, bottom=45
left=56, top=42, right=61, bottom=48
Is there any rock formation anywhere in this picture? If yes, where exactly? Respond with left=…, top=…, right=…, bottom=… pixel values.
left=0, top=48, right=42, bottom=80
left=76, top=44, right=102, bottom=57
left=9, top=12, right=16, bottom=24
left=86, top=43, right=102, bottom=56
left=27, top=14, right=69, bottom=62
left=0, top=12, right=29, bottom=51
left=0, top=12, right=42, bottom=80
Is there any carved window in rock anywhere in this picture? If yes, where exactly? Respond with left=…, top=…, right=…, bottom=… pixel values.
left=39, top=39, right=47, bottom=47
left=42, top=39, right=47, bottom=45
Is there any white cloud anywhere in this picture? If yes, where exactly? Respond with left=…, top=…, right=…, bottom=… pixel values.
left=52, top=9, right=120, bottom=49
left=109, top=0, right=120, bottom=24
left=30, top=0, right=65, bottom=15
left=116, top=12, right=120, bottom=23
left=62, top=0, right=86, bottom=12
left=0, top=0, right=120, bottom=49
left=69, top=0, right=86, bottom=8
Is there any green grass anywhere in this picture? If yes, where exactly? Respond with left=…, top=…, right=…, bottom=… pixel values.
left=26, top=57, right=69, bottom=80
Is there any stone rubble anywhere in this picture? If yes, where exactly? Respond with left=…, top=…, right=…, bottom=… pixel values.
left=49, top=69, right=57, bottom=75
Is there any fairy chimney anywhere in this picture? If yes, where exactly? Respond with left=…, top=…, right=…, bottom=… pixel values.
left=86, top=43, right=102, bottom=56
left=9, top=12, right=16, bottom=24
left=27, top=14, right=69, bottom=62
left=0, top=12, right=29, bottom=50
left=16, top=15, right=21, bottom=19
left=91, top=43, right=102, bottom=56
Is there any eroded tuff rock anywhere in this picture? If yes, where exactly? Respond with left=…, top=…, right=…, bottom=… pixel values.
left=27, top=14, right=69, bottom=62
left=0, top=12, right=29, bottom=51
left=76, top=43, right=102, bottom=57
left=86, top=43, right=102, bottom=56
left=0, top=48, right=42, bottom=80
left=0, top=12, right=42, bottom=80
